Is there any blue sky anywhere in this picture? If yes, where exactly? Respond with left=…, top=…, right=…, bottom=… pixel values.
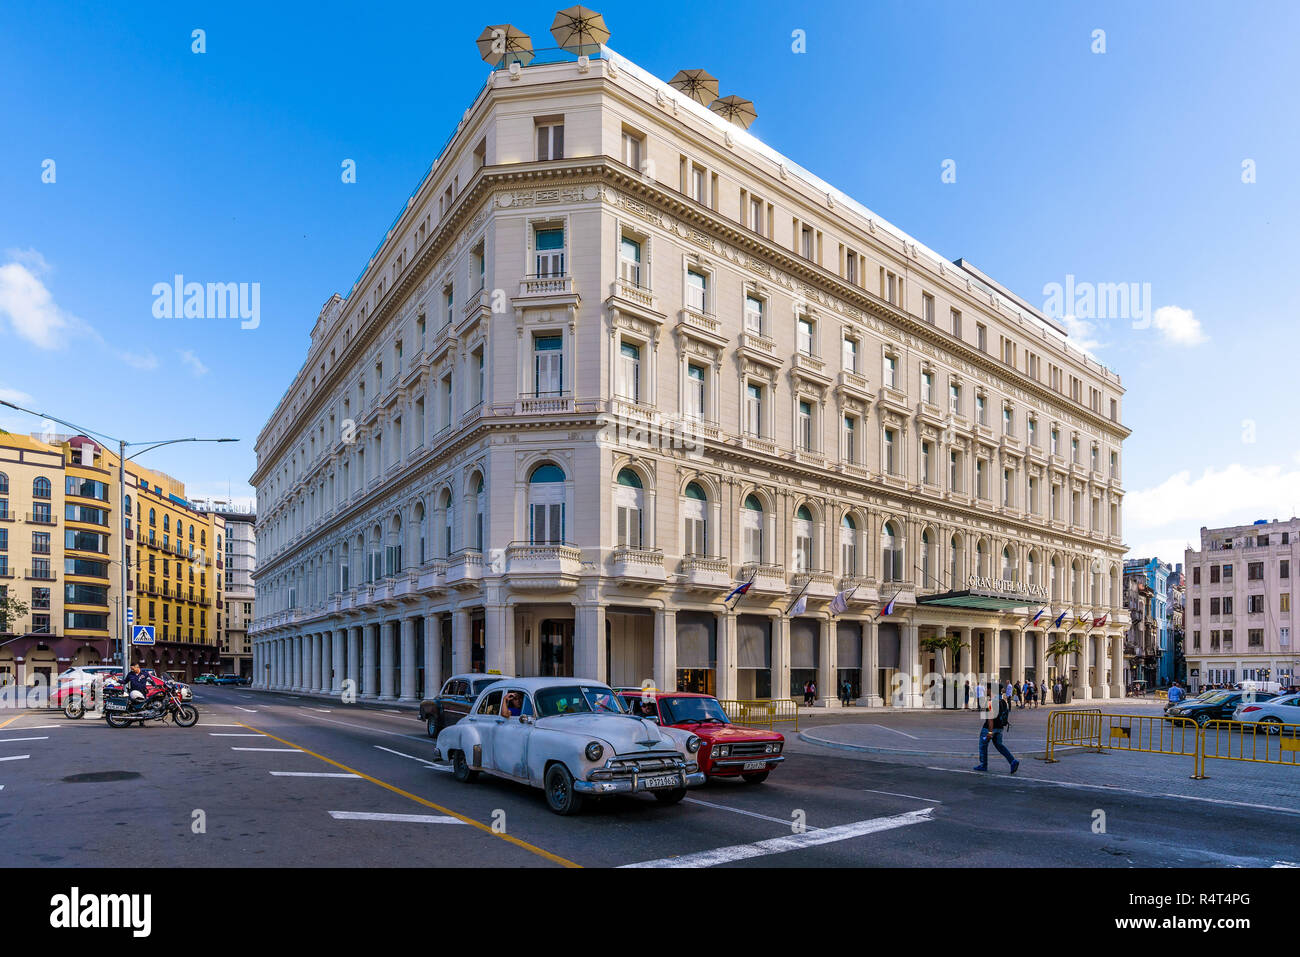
left=2, top=0, right=1297, bottom=561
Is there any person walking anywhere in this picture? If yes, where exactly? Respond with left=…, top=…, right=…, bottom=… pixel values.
left=1013, top=680, right=1023, bottom=709
left=974, top=680, right=988, bottom=712
left=974, top=683, right=1019, bottom=774
left=963, top=679, right=971, bottom=709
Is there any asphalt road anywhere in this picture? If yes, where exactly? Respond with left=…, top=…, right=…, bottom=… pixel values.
left=2, top=687, right=1297, bottom=868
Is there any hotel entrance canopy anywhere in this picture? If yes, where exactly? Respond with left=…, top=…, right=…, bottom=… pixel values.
left=916, top=589, right=1040, bottom=613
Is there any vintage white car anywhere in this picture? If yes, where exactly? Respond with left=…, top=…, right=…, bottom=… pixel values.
left=434, top=676, right=705, bottom=814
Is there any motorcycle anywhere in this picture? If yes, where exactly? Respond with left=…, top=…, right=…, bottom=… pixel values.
left=103, top=677, right=199, bottom=728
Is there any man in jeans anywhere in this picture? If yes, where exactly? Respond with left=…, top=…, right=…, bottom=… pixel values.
left=974, top=687, right=1019, bottom=774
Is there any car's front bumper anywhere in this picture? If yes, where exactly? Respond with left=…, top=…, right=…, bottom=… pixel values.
left=575, top=770, right=706, bottom=795
left=705, top=755, right=785, bottom=774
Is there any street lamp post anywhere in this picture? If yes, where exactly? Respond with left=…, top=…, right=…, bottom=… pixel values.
left=0, top=400, right=236, bottom=676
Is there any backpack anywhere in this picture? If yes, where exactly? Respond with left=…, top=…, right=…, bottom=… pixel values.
left=993, top=695, right=1011, bottom=731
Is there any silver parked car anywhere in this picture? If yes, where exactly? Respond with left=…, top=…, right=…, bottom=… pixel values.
left=1232, top=691, right=1300, bottom=734
left=434, top=676, right=705, bottom=815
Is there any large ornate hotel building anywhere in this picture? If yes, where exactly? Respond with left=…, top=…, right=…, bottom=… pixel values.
left=249, top=47, right=1129, bottom=707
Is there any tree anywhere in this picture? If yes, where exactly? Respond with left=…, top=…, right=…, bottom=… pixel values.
left=0, top=593, right=29, bottom=634
left=920, top=632, right=968, bottom=675
left=1046, top=635, right=1081, bottom=683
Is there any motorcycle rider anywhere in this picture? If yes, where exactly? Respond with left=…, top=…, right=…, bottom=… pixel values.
left=122, top=662, right=157, bottom=712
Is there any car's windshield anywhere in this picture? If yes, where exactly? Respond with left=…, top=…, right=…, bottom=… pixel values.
left=1197, top=692, right=1232, bottom=704
left=660, top=696, right=730, bottom=725
left=535, top=685, right=627, bottom=717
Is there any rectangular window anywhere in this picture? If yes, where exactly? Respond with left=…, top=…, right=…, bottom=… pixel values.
left=621, top=129, right=643, bottom=171
left=687, top=269, right=708, bottom=313
left=976, top=323, right=987, bottom=352
left=1248, top=561, right=1264, bottom=581
left=976, top=395, right=986, bottom=426
left=949, top=451, right=959, bottom=492
left=1002, top=407, right=1013, bottom=435
left=949, top=382, right=960, bottom=415
left=843, top=416, right=856, bottom=464
left=884, top=355, right=898, bottom=390
left=745, top=384, right=762, bottom=436
left=800, top=225, right=814, bottom=260
left=685, top=364, right=705, bottom=420
left=750, top=197, right=763, bottom=234
left=617, top=341, right=641, bottom=402
left=619, top=236, right=642, bottom=287
left=921, top=371, right=933, bottom=404
left=1247, top=594, right=1265, bottom=614
left=883, top=429, right=896, bottom=475
left=951, top=308, right=962, bottom=338
left=744, top=294, right=763, bottom=334
left=922, top=293, right=935, bottom=325
left=534, top=227, right=565, bottom=277
left=533, top=335, right=563, bottom=395
left=798, top=400, right=814, bottom=451
left=797, top=318, right=814, bottom=356
left=691, top=165, right=707, bottom=204
left=921, top=441, right=932, bottom=484
left=842, top=337, right=858, bottom=373
left=1281, top=560, right=1290, bottom=579
left=536, top=121, right=564, bottom=161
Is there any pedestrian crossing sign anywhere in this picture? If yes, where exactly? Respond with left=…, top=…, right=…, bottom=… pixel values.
left=131, top=625, right=155, bottom=646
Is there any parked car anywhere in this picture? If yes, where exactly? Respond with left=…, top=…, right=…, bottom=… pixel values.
left=55, top=666, right=124, bottom=717
left=434, top=676, right=705, bottom=815
left=1166, top=690, right=1277, bottom=727
left=418, top=673, right=506, bottom=738
left=214, top=674, right=248, bottom=685
left=617, top=690, right=784, bottom=784
left=195, top=674, right=218, bottom=684
left=1232, top=692, right=1300, bottom=734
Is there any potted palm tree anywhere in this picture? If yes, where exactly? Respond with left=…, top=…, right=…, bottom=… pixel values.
left=920, top=632, right=968, bottom=708
left=1046, top=635, right=1081, bottom=702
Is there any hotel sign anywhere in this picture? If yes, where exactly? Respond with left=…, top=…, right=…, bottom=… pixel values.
left=966, top=576, right=1049, bottom=601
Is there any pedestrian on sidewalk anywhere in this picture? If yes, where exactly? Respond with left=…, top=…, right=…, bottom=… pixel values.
left=963, top=679, right=970, bottom=709
left=1013, top=680, right=1023, bottom=708
left=974, top=683, right=1019, bottom=774
left=1025, top=679, right=1036, bottom=709
left=974, top=680, right=988, bottom=712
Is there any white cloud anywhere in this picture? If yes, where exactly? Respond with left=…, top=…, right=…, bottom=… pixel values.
left=1151, top=304, right=1207, bottom=346
left=0, top=250, right=159, bottom=370
left=1062, top=314, right=1105, bottom=352
left=178, top=349, right=209, bottom=376
left=0, top=385, right=34, bottom=405
left=1124, top=461, right=1300, bottom=562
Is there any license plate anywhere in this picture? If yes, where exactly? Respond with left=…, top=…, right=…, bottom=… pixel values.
left=742, top=760, right=767, bottom=771
left=640, top=774, right=682, bottom=790
left=105, top=701, right=127, bottom=712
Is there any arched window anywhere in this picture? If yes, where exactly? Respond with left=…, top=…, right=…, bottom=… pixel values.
left=882, top=521, right=902, bottom=582
left=415, top=502, right=427, bottom=564
left=474, top=477, right=485, bottom=552
left=340, top=540, right=351, bottom=590
left=200, top=530, right=206, bottom=546
left=32, top=477, right=51, bottom=499
left=189, top=525, right=195, bottom=541
left=682, top=482, right=707, bottom=556
left=950, top=535, right=961, bottom=586
left=1027, top=551, right=1038, bottom=588
left=1071, top=560, right=1082, bottom=603
left=441, top=489, right=454, bottom=557
left=0, top=472, right=8, bottom=494
left=975, top=540, right=987, bottom=578
left=742, top=494, right=763, bottom=564
left=921, top=530, right=933, bottom=587
left=1002, top=546, right=1015, bottom=580
left=163, top=514, right=170, bottom=532
left=149, top=508, right=156, bottom=526
left=614, top=468, right=644, bottom=548
left=387, top=515, right=403, bottom=575
left=1051, top=557, right=1061, bottom=602
left=793, top=505, right=813, bottom=573
left=840, top=515, right=857, bottom=576
left=528, top=464, right=565, bottom=545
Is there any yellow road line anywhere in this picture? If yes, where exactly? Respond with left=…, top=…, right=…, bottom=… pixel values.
left=0, top=714, right=25, bottom=729
left=235, top=721, right=581, bottom=868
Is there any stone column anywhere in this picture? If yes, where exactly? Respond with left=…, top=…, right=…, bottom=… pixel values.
left=901, top=622, right=923, bottom=708
left=400, top=617, right=418, bottom=701
left=717, top=608, right=738, bottom=701
left=817, top=616, right=838, bottom=708
left=1091, top=632, right=1107, bottom=699
left=653, top=607, right=676, bottom=694
left=347, top=626, right=361, bottom=696
left=957, top=625, right=972, bottom=707
left=772, top=615, right=790, bottom=704
left=573, top=602, right=603, bottom=683
left=423, top=616, right=440, bottom=698
left=310, top=634, right=322, bottom=693
left=1110, top=634, right=1124, bottom=698
left=290, top=635, right=301, bottom=691
left=453, top=608, right=472, bottom=675
left=860, top=618, right=880, bottom=707
left=362, top=623, right=378, bottom=699
left=380, top=621, right=397, bottom=700
left=332, top=629, right=345, bottom=694
left=1011, top=627, right=1025, bottom=687
left=986, top=627, right=1002, bottom=690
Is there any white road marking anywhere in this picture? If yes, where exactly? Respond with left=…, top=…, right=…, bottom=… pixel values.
left=862, top=788, right=944, bottom=804
left=621, top=808, right=935, bottom=868
left=684, top=797, right=820, bottom=829
left=231, top=747, right=302, bottom=752
left=209, top=733, right=265, bottom=737
left=299, top=713, right=419, bottom=738
left=384, top=709, right=402, bottom=714
left=373, top=744, right=452, bottom=771
left=329, top=810, right=464, bottom=825
left=870, top=724, right=919, bottom=740
left=234, top=707, right=258, bottom=713
left=0, top=737, right=49, bottom=743
left=200, top=723, right=243, bottom=727
left=271, top=771, right=360, bottom=778
left=0, top=755, right=31, bottom=762
left=0, top=784, right=4, bottom=790
left=9, top=724, right=61, bottom=730
left=312, top=708, right=332, bottom=713
left=925, top=766, right=1300, bottom=816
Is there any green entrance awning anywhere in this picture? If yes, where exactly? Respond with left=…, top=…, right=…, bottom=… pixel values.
left=916, top=590, right=1038, bottom=612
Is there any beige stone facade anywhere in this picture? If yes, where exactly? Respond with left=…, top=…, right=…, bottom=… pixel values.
left=249, top=49, right=1128, bottom=706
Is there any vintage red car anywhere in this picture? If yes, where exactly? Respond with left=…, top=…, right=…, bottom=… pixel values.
left=616, top=690, right=784, bottom=783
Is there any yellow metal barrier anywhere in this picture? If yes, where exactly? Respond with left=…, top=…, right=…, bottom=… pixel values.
left=1200, top=719, right=1300, bottom=774
left=1155, top=690, right=1168, bottom=700
left=718, top=698, right=799, bottom=732
left=1043, top=709, right=1103, bottom=761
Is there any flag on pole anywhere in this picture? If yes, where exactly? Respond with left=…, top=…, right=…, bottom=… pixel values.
left=829, top=584, right=859, bottom=616
left=724, top=577, right=753, bottom=605
left=1092, top=614, right=1108, bottom=628
left=1053, top=611, right=1067, bottom=628
left=790, top=593, right=808, bottom=616
left=881, top=589, right=900, bottom=618
left=1074, top=614, right=1088, bottom=628
left=1030, top=607, right=1045, bottom=626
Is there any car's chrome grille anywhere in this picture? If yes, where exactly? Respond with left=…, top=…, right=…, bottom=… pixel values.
left=609, top=753, right=684, bottom=772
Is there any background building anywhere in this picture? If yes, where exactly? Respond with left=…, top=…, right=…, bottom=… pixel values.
left=197, top=499, right=257, bottom=677
left=1185, top=519, right=1297, bottom=691
left=0, top=430, right=226, bottom=685
left=1123, top=556, right=1172, bottom=685
left=249, top=39, right=1128, bottom=706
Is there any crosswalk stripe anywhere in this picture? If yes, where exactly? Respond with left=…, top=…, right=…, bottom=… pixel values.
left=328, top=810, right=464, bottom=825
left=620, top=807, right=935, bottom=868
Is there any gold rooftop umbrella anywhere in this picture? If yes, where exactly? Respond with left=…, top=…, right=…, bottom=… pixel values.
left=550, top=5, right=610, bottom=55
left=668, top=69, right=719, bottom=106
left=477, top=24, right=534, bottom=66
left=709, top=94, right=758, bottom=129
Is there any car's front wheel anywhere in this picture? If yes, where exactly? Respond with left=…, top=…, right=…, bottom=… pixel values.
left=452, top=751, right=478, bottom=783
left=544, top=763, right=584, bottom=816
left=653, top=787, right=686, bottom=805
